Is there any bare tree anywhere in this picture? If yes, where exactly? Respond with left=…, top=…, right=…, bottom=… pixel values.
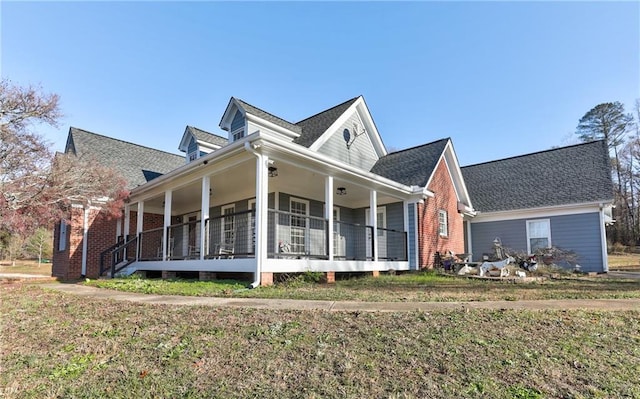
left=1, top=79, right=128, bottom=236
left=25, top=227, right=52, bottom=265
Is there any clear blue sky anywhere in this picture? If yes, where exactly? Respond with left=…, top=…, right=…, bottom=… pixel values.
left=2, top=1, right=638, bottom=166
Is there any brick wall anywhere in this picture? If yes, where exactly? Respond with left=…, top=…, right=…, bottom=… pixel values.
left=53, top=206, right=166, bottom=280
left=418, top=159, right=465, bottom=268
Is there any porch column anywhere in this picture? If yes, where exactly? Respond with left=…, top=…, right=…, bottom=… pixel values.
left=123, top=204, right=131, bottom=239
left=163, top=191, right=172, bottom=261
left=136, top=201, right=144, bottom=261
left=200, top=176, right=210, bottom=260
left=325, top=176, right=334, bottom=261
left=255, top=154, right=269, bottom=283
left=370, top=190, right=378, bottom=262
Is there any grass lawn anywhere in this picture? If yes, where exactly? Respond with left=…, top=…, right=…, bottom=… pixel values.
left=0, top=260, right=52, bottom=276
left=608, top=253, right=640, bottom=270
left=85, top=270, right=640, bottom=302
left=1, top=283, right=639, bottom=398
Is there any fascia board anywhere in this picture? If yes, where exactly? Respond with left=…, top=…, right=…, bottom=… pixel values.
left=356, top=98, right=387, bottom=157
left=245, top=113, right=300, bottom=139
left=218, top=98, right=243, bottom=130
left=470, top=201, right=612, bottom=223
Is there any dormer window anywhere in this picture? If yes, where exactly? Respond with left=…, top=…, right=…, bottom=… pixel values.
left=230, top=110, right=245, bottom=142
left=232, top=128, right=245, bottom=141
left=187, top=137, right=198, bottom=162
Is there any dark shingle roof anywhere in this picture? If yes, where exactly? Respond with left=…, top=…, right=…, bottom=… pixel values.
left=234, top=98, right=302, bottom=134
left=461, top=140, right=614, bottom=212
left=66, top=127, right=185, bottom=190
left=294, top=97, right=359, bottom=148
left=370, top=138, right=449, bottom=186
left=187, top=126, right=228, bottom=147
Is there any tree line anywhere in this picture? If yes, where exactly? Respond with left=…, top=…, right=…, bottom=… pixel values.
left=575, top=100, right=640, bottom=246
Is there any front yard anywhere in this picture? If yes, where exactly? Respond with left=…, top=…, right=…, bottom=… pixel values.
left=1, top=283, right=639, bottom=398
left=84, top=270, right=640, bottom=302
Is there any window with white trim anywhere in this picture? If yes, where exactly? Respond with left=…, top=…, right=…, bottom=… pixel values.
left=438, top=210, right=448, bottom=237
left=221, top=205, right=236, bottom=247
left=290, top=198, right=309, bottom=254
left=58, top=219, right=67, bottom=251
left=527, top=219, right=551, bottom=254
left=231, top=128, right=245, bottom=142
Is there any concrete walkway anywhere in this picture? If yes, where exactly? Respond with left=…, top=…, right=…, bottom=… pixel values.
left=38, top=283, right=640, bottom=312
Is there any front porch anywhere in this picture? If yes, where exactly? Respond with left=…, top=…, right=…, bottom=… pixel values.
left=102, top=207, right=409, bottom=280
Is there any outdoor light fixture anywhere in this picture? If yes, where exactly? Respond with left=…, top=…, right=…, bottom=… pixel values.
left=268, top=166, right=278, bottom=177
left=336, top=187, right=347, bottom=196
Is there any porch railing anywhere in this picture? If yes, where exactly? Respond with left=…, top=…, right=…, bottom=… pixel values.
left=138, top=227, right=164, bottom=261
left=376, top=227, right=408, bottom=261
left=333, top=220, right=373, bottom=260
left=268, top=209, right=329, bottom=259
left=206, top=210, right=255, bottom=258
left=131, top=209, right=408, bottom=263
left=99, top=235, right=138, bottom=277
left=167, top=219, right=203, bottom=260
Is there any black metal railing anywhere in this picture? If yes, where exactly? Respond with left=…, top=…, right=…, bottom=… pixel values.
left=376, top=227, right=408, bottom=261
left=267, top=209, right=329, bottom=259
left=166, top=219, right=203, bottom=259
left=138, top=227, right=164, bottom=261
left=333, top=220, right=373, bottom=260
left=99, top=235, right=138, bottom=278
left=206, top=210, right=255, bottom=258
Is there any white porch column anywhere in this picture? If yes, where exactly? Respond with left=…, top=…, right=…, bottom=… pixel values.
left=325, top=176, right=334, bottom=261
left=136, top=201, right=144, bottom=261
left=163, top=191, right=172, bottom=261
left=123, top=204, right=131, bottom=239
left=369, top=190, right=378, bottom=262
left=255, top=154, right=269, bottom=279
left=200, top=176, right=211, bottom=260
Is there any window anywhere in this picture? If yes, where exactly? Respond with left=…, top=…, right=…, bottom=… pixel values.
left=527, top=219, right=551, bottom=254
left=221, top=205, right=235, bottom=247
left=58, top=219, right=67, bottom=251
left=438, top=210, right=448, bottom=237
left=290, top=198, right=309, bottom=253
left=231, top=128, right=245, bottom=141
left=248, top=200, right=256, bottom=254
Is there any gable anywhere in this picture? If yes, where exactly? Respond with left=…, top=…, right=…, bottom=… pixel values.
left=315, top=110, right=379, bottom=170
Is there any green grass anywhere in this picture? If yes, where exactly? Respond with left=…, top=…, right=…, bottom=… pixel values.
left=0, top=260, right=51, bottom=276
left=2, top=284, right=639, bottom=398
left=85, top=270, right=640, bottom=302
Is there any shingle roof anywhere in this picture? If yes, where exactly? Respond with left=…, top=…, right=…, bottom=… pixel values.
left=234, top=98, right=302, bottom=134
left=187, top=126, right=228, bottom=147
left=370, top=138, right=449, bottom=186
left=294, top=97, right=360, bottom=148
left=66, top=127, right=185, bottom=190
left=461, top=140, right=614, bottom=212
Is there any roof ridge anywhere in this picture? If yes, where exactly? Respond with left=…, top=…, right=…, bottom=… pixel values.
left=295, top=96, right=360, bottom=125
left=461, top=140, right=606, bottom=169
left=70, top=127, right=183, bottom=158
left=384, top=137, right=450, bottom=156
left=234, top=97, right=298, bottom=127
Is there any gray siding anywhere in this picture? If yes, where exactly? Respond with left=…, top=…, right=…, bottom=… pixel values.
left=317, top=112, right=379, bottom=170
left=470, top=212, right=605, bottom=272
left=231, top=110, right=245, bottom=132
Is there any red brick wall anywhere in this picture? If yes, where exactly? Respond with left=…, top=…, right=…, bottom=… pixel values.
left=418, top=159, right=465, bottom=268
left=53, top=206, right=165, bottom=280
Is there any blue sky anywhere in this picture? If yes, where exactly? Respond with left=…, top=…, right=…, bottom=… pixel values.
left=2, top=1, right=638, bottom=166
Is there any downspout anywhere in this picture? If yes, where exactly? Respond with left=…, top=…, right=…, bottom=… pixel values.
left=81, top=204, right=90, bottom=278
left=599, top=204, right=609, bottom=273
left=245, top=141, right=263, bottom=288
